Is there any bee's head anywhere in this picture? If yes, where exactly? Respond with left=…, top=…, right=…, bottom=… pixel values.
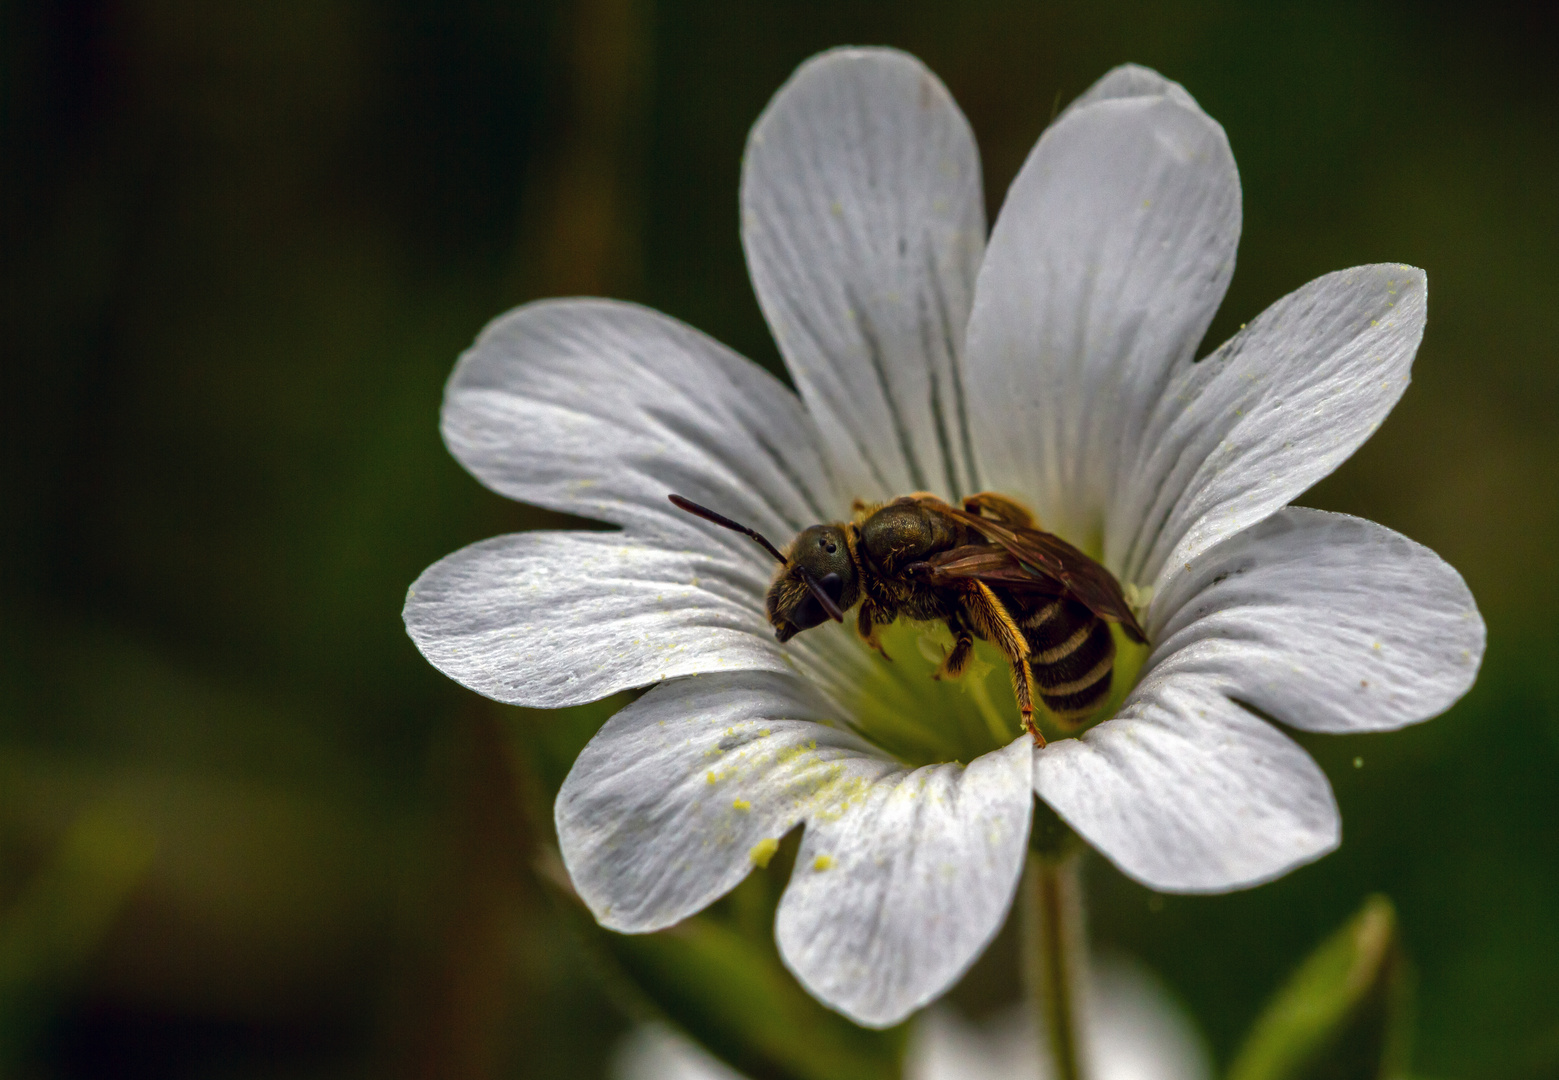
left=767, top=525, right=860, bottom=642
left=667, top=495, right=858, bottom=643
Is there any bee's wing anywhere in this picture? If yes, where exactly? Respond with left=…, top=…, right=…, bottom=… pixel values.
left=915, top=499, right=1149, bottom=643
left=997, top=527, right=1148, bottom=643
left=915, top=544, right=1067, bottom=595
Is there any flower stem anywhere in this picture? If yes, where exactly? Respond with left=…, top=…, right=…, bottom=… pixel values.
left=1023, top=846, right=1090, bottom=1080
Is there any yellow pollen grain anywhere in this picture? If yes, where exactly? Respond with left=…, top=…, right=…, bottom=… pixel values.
left=813, top=854, right=835, bottom=872
left=733, top=799, right=751, bottom=812
left=749, top=838, right=779, bottom=868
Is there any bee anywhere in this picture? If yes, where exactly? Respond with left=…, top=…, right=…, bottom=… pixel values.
left=668, top=491, right=1147, bottom=746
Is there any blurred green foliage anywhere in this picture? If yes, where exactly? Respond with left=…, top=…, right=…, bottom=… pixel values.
left=545, top=859, right=906, bottom=1080
left=0, top=806, right=154, bottom=1073
left=1229, top=896, right=1411, bottom=1080
left=2, top=0, right=1557, bottom=1077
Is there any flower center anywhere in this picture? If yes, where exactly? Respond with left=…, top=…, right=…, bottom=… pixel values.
left=843, top=619, right=1151, bottom=767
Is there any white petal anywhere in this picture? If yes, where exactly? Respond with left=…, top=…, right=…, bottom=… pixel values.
left=403, top=532, right=790, bottom=707
left=1063, top=62, right=1202, bottom=115
left=557, top=672, right=1034, bottom=1028
left=557, top=672, right=889, bottom=932
left=1147, top=508, right=1484, bottom=733
left=964, top=75, right=1240, bottom=547
left=441, top=298, right=839, bottom=561
left=776, top=738, right=1032, bottom=1028
left=742, top=47, right=986, bottom=501
left=1113, top=266, right=1428, bottom=588
left=1034, top=675, right=1339, bottom=893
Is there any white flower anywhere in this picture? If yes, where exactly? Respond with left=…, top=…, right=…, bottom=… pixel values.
left=611, top=956, right=1210, bottom=1080
left=613, top=1026, right=746, bottom=1080
left=404, top=49, right=1484, bottom=1027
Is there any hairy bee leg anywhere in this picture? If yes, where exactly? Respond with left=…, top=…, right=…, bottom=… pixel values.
left=960, top=582, right=1029, bottom=664
left=933, top=616, right=974, bottom=681
left=1009, top=657, right=1045, bottom=747
left=961, top=583, right=1042, bottom=744
left=856, top=600, right=891, bottom=660
left=963, top=492, right=1038, bottom=529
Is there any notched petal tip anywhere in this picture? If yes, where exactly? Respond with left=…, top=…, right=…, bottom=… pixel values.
left=783, top=44, right=928, bottom=76
left=774, top=738, right=1034, bottom=1027
left=746, top=46, right=957, bottom=167
left=1113, top=260, right=1433, bottom=587
left=563, top=669, right=1038, bottom=1026
left=1064, top=62, right=1204, bottom=118
left=965, top=74, right=1240, bottom=544
left=753, top=46, right=955, bottom=125
left=742, top=43, right=986, bottom=503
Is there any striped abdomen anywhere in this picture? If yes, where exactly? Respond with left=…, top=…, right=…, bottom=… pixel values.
left=1019, top=597, right=1115, bottom=723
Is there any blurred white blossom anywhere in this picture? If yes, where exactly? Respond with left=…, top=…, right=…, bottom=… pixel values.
left=613, top=957, right=1210, bottom=1080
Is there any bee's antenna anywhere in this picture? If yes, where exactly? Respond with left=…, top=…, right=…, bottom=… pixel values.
left=668, top=495, right=787, bottom=564
left=797, top=566, right=845, bottom=623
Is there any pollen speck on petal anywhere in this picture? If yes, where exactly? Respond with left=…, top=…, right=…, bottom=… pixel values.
left=749, top=837, right=780, bottom=868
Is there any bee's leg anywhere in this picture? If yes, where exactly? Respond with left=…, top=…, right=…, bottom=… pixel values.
left=962, top=584, right=1044, bottom=744
left=933, top=613, right=974, bottom=681
left=960, top=582, right=1028, bottom=665
left=856, top=599, right=892, bottom=660
left=964, top=492, right=1038, bottom=529
left=1009, top=657, right=1045, bottom=746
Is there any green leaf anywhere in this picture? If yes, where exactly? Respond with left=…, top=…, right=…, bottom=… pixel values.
left=1229, top=895, right=1413, bottom=1080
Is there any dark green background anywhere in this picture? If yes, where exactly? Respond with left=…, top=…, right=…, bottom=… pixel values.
left=3, top=1, right=1556, bottom=1077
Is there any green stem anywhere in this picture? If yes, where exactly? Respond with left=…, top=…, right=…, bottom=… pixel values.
left=1023, top=849, right=1089, bottom=1080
